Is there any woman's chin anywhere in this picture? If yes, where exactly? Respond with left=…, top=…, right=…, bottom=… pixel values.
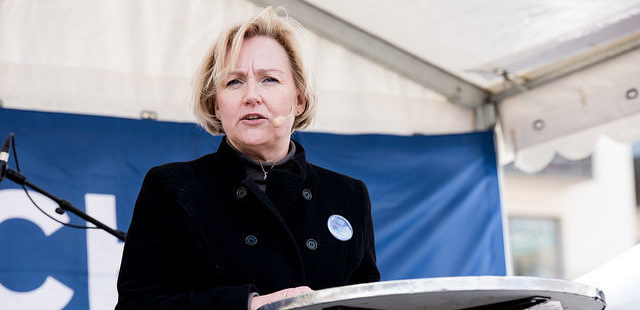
left=234, top=132, right=285, bottom=148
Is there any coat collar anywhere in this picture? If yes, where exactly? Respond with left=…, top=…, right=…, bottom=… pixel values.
left=215, top=136, right=308, bottom=183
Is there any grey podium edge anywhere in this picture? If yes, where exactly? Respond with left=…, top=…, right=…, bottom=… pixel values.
left=265, top=276, right=605, bottom=310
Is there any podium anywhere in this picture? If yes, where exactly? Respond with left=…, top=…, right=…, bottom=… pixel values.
left=263, top=276, right=605, bottom=310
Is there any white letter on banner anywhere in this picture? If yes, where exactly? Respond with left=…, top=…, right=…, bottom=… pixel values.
left=0, top=189, right=74, bottom=310
left=85, top=193, right=124, bottom=310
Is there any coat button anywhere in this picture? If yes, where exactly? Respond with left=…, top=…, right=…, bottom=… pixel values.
left=245, top=235, right=257, bottom=246
left=302, top=189, right=312, bottom=200
left=236, top=187, right=247, bottom=199
left=305, top=238, right=318, bottom=250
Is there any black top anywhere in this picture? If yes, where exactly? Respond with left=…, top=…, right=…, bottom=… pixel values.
left=116, top=138, right=380, bottom=310
left=229, top=139, right=297, bottom=192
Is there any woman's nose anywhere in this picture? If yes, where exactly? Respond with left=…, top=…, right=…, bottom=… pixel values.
left=243, top=80, right=261, bottom=105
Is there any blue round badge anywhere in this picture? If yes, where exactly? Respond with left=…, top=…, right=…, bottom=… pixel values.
left=327, top=214, right=353, bottom=241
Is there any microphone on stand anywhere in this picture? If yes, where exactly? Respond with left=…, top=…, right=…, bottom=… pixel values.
left=0, top=133, right=127, bottom=240
left=0, top=133, right=12, bottom=183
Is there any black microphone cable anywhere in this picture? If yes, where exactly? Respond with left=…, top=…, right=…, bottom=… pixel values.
left=9, top=134, right=99, bottom=230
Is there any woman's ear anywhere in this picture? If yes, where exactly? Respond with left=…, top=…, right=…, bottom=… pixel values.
left=296, top=95, right=306, bottom=116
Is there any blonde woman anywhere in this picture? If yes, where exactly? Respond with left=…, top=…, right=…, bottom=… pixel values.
left=116, top=7, right=379, bottom=310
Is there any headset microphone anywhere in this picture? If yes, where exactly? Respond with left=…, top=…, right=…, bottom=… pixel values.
left=270, top=105, right=296, bottom=128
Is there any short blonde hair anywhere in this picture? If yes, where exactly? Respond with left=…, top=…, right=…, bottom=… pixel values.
left=194, top=6, right=317, bottom=135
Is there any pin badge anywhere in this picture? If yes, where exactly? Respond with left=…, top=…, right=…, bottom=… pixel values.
left=327, top=214, right=353, bottom=241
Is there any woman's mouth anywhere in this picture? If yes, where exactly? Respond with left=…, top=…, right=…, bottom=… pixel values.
left=241, top=113, right=267, bottom=123
left=243, top=114, right=264, bottom=120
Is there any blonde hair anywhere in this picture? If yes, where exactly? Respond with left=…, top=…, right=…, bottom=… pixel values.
left=194, top=6, right=317, bottom=135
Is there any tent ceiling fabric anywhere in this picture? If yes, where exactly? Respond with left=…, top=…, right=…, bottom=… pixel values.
left=0, top=0, right=472, bottom=136
left=299, top=0, right=640, bottom=171
left=305, top=0, right=640, bottom=89
left=490, top=8, right=640, bottom=98
left=249, top=0, right=489, bottom=108
left=2, top=0, right=640, bottom=171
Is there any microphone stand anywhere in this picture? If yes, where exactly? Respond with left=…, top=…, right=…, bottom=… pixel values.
left=3, top=168, right=127, bottom=241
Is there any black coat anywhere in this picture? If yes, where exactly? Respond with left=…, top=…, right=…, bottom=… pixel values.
left=116, top=139, right=380, bottom=310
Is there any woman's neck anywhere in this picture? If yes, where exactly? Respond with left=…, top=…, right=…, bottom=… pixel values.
left=226, top=138, right=290, bottom=163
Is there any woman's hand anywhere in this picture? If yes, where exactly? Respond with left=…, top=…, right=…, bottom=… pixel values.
left=249, top=286, right=313, bottom=310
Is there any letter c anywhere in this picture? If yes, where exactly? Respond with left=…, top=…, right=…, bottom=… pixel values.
left=0, top=189, right=74, bottom=310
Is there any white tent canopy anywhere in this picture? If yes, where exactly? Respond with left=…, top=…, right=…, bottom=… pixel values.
left=576, top=243, right=640, bottom=310
left=0, top=0, right=471, bottom=137
left=1, top=0, right=640, bottom=170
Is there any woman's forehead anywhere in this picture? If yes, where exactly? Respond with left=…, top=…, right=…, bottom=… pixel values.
left=231, top=36, right=292, bottom=73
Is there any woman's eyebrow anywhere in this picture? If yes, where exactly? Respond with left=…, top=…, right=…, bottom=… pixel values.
left=229, top=68, right=284, bottom=76
left=256, top=68, right=284, bottom=74
left=253, top=68, right=285, bottom=76
left=228, top=70, right=246, bottom=77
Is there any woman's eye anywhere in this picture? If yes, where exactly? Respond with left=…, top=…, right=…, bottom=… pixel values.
left=226, top=79, right=241, bottom=87
left=263, top=77, right=279, bottom=83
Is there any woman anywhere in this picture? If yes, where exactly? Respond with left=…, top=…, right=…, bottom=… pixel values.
left=116, top=7, right=380, bottom=310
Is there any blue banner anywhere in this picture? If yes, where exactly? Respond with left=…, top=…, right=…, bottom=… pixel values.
left=0, top=108, right=505, bottom=309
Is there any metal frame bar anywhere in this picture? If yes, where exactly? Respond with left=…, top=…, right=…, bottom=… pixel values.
left=491, top=10, right=640, bottom=102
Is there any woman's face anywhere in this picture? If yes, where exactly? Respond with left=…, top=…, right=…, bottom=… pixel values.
left=215, top=36, right=303, bottom=157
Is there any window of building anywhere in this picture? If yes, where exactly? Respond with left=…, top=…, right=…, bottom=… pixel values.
left=509, top=217, right=563, bottom=278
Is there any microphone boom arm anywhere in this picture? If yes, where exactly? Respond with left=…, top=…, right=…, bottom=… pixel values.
left=4, top=168, right=127, bottom=241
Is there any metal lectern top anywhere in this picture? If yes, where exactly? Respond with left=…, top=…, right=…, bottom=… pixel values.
left=263, top=276, right=605, bottom=310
